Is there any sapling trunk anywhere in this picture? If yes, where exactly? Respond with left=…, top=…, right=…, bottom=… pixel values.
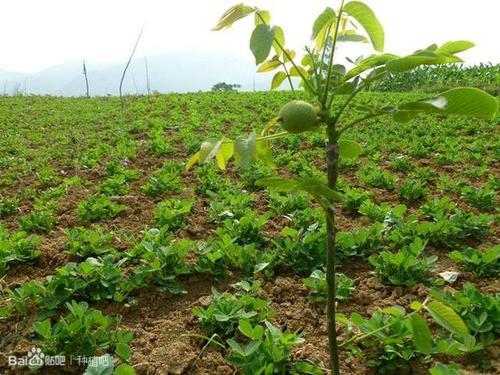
left=82, top=60, right=90, bottom=98
left=325, top=119, right=340, bottom=375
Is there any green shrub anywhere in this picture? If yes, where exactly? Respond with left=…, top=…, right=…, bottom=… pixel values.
left=227, top=320, right=321, bottom=375
left=76, top=195, right=126, bottom=223
left=369, top=238, right=437, bottom=286
left=18, top=210, right=56, bottom=233
left=64, top=227, right=114, bottom=258
left=193, top=286, right=273, bottom=339
left=450, top=245, right=499, bottom=277
left=33, top=300, right=133, bottom=360
left=153, top=198, right=195, bottom=232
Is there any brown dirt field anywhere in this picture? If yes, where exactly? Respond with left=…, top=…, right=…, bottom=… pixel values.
left=0, top=111, right=498, bottom=375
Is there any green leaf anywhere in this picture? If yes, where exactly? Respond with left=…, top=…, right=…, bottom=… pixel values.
left=250, top=24, right=275, bottom=65
left=215, top=138, right=234, bottom=170
left=429, top=362, right=461, bottom=375
left=337, top=31, right=368, bottom=43
left=255, top=10, right=270, bottom=26
left=382, top=305, right=406, bottom=317
left=257, top=177, right=299, bottom=192
left=385, top=50, right=462, bottom=73
left=350, top=312, right=364, bottom=325
left=343, top=1, right=385, bottom=52
left=292, top=361, right=324, bottom=375
left=253, top=262, right=270, bottom=273
left=272, top=26, right=285, bottom=56
left=339, top=140, right=362, bottom=159
left=283, top=49, right=295, bottom=63
left=257, top=176, right=343, bottom=209
left=271, top=71, right=287, bottom=90
left=439, top=87, right=498, bottom=119
left=115, top=343, right=131, bottom=361
left=298, top=177, right=344, bottom=204
left=239, top=319, right=254, bottom=337
left=257, top=57, right=282, bottom=72
left=255, top=139, right=275, bottom=168
left=289, top=66, right=308, bottom=78
left=410, top=301, right=423, bottom=311
left=234, top=133, right=257, bottom=168
left=34, top=319, right=52, bottom=338
left=344, top=53, right=399, bottom=81
left=239, top=319, right=264, bottom=340
left=200, top=138, right=223, bottom=162
left=243, top=340, right=262, bottom=356
left=114, top=364, right=136, bottom=375
left=213, top=4, right=255, bottom=31
left=399, top=97, right=448, bottom=112
left=392, top=110, right=417, bottom=123
left=410, top=314, right=433, bottom=354
left=312, top=7, right=336, bottom=49
left=437, top=40, right=475, bottom=54
left=227, top=338, right=246, bottom=356
left=396, top=88, right=498, bottom=120
left=425, top=300, right=469, bottom=336
left=83, top=354, right=114, bottom=375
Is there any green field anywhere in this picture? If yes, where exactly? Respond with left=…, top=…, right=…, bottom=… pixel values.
left=0, top=92, right=498, bottom=374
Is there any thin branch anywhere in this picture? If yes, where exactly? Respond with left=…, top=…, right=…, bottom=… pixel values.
left=82, top=60, right=90, bottom=97
left=322, top=0, right=345, bottom=107
left=318, top=23, right=334, bottom=97
left=282, top=63, right=296, bottom=97
left=144, top=56, right=151, bottom=95
left=305, top=47, right=320, bottom=94
left=119, top=25, right=145, bottom=132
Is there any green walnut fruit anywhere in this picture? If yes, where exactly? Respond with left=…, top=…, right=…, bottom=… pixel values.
left=278, top=100, right=319, bottom=134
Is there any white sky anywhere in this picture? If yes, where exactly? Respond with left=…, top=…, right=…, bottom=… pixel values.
left=1, top=0, right=499, bottom=73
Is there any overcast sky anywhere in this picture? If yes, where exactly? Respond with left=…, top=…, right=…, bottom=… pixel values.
left=1, top=0, right=499, bottom=73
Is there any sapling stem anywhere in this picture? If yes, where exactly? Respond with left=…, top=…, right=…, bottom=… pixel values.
left=325, top=115, right=341, bottom=375
left=82, top=60, right=90, bottom=97
left=119, top=26, right=144, bottom=133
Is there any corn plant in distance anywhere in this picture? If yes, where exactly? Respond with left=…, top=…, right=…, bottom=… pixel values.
left=187, top=2, right=498, bottom=373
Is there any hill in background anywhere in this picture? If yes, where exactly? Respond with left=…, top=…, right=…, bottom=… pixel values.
left=0, top=52, right=273, bottom=96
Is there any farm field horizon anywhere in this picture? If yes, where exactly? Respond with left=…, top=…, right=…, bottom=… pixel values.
left=0, top=90, right=498, bottom=374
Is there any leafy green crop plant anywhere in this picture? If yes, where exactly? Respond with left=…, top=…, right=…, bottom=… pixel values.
left=142, top=161, right=184, bottom=197
left=0, top=228, right=41, bottom=275
left=449, top=245, right=499, bottom=277
left=77, top=195, right=126, bottom=223
left=0, top=197, right=18, bottom=217
left=64, top=227, right=115, bottom=258
left=153, top=198, right=195, bottom=232
left=192, top=284, right=273, bottom=339
left=369, top=238, right=437, bottom=286
left=431, top=283, right=499, bottom=347
left=127, top=233, right=191, bottom=294
left=187, top=2, right=498, bottom=372
left=227, top=319, right=323, bottom=374
left=33, top=300, right=133, bottom=361
left=18, top=209, right=56, bottom=233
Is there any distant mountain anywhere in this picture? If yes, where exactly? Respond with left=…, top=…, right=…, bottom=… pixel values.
left=0, top=52, right=275, bottom=96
